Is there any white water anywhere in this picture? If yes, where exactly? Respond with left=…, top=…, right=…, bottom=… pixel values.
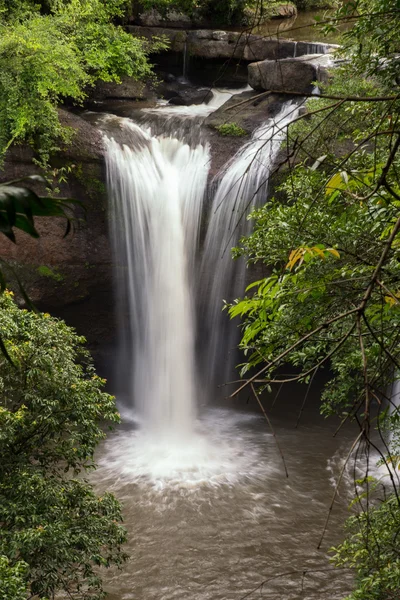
left=200, top=102, right=300, bottom=392
left=106, top=122, right=210, bottom=436
left=104, top=94, right=300, bottom=463
left=142, top=86, right=250, bottom=118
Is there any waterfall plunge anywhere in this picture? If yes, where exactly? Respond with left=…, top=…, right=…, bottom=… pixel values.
left=104, top=100, right=298, bottom=441
left=106, top=123, right=210, bottom=436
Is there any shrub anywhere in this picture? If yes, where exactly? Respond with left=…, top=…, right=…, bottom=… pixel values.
left=0, top=291, right=127, bottom=599
left=216, top=122, right=248, bottom=136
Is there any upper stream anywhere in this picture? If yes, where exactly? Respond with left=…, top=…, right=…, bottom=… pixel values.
left=90, top=85, right=359, bottom=599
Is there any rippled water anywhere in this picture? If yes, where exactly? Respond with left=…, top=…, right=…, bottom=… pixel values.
left=92, top=404, right=357, bottom=600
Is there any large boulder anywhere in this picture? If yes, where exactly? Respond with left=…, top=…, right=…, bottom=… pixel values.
left=91, top=77, right=156, bottom=101
left=248, top=54, right=331, bottom=93
left=156, top=78, right=212, bottom=104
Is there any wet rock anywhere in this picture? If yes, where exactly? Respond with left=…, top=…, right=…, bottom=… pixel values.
left=90, top=77, right=155, bottom=102
left=205, top=90, right=288, bottom=177
left=212, top=30, right=229, bottom=41
left=158, top=79, right=212, bottom=104
left=248, top=54, right=331, bottom=93
left=138, top=8, right=192, bottom=29
left=128, top=25, right=336, bottom=62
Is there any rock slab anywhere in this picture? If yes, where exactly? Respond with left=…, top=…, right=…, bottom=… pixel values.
left=248, top=54, right=332, bottom=93
left=127, top=26, right=338, bottom=61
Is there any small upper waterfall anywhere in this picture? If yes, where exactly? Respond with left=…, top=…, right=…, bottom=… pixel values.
left=200, top=102, right=299, bottom=393
left=106, top=121, right=210, bottom=435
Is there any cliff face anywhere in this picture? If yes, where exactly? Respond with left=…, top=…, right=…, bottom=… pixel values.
left=0, top=110, right=116, bottom=360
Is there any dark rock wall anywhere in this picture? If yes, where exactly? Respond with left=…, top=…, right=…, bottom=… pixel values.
left=0, top=111, right=116, bottom=365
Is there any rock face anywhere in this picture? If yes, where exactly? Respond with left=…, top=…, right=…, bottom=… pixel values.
left=0, top=110, right=115, bottom=361
left=127, top=25, right=338, bottom=62
left=248, top=54, right=332, bottom=93
left=91, top=77, right=155, bottom=101
left=205, top=90, right=291, bottom=178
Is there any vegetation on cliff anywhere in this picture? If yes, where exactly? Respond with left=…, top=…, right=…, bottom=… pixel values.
left=0, top=0, right=166, bottom=166
left=229, top=0, right=400, bottom=597
left=0, top=180, right=126, bottom=599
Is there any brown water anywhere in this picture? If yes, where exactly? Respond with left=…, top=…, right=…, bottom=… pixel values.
left=92, top=401, right=357, bottom=600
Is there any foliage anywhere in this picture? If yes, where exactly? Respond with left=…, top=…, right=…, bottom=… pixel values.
left=0, top=175, right=78, bottom=243
left=0, top=556, right=28, bottom=600
left=0, top=0, right=167, bottom=165
left=230, top=72, right=400, bottom=406
left=322, top=0, right=400, bottom=89
left=228, top=3, right=400, bottom=591
left=216, top=122, right=248, bottom=137
left=332, top=493, right=400, bottom=600
left=0, top=290, right=126, bottom=599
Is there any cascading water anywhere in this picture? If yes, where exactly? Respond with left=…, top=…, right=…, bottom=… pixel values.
left=100, top=92, right=300, bottom=477
left=106, top=122, right=210, bottom=436
left=200, top=102, right=299, bottom=393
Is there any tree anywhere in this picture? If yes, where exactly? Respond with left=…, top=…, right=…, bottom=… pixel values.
left=0, top=0, right=167, bottom=165
left=0, top=177, right=126, bottom=598
left=0, top=290, right=126, bottom=599
left=227, top=2, right=400, bottom=597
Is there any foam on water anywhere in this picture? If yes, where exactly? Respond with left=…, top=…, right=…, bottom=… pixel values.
left=142, top=86, right=251, bottom=118
left=96, top=409, right=275, bottom=490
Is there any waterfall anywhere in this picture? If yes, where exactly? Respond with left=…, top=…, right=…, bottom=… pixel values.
left=103, top=92, right=299, bottom=437
left=200, top=102, right=299, bottom=394
left=105, top=121, right=210, bottom=436
left=182, top=40, right=189, bottom=81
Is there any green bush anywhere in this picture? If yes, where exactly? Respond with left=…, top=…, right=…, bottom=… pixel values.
left=0, top=290, right=127, bottom=599
left=216, top=122, right=248, bottom=136
left=332, top=493, right=400, bottom=599
left=0, top=0, right=167, bottom=165
left=0, top=556, right=28, bottom=600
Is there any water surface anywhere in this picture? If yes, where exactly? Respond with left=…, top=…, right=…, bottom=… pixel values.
left=93, top=405, right=356, bottom=600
